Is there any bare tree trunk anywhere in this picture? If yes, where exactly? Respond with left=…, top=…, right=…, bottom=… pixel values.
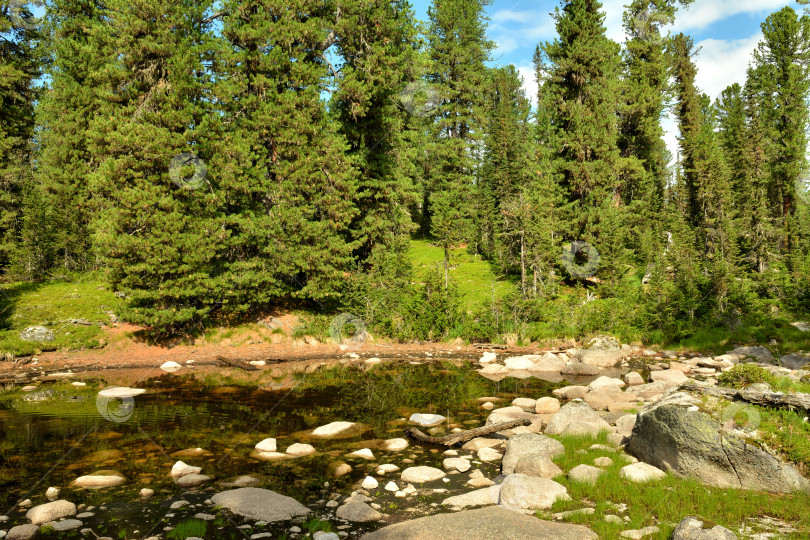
left=520, top=231, right=526, bottom=297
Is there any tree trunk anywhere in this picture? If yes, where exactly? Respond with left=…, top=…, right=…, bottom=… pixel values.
left=404, top=418, right=532, bottom=446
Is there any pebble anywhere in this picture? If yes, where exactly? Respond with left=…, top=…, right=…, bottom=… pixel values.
left=361, top=476, right=378, bottom=490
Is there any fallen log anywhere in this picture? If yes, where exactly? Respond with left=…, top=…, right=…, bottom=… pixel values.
left=473, top=343, right=508, bottom=350
left=679, top=381, right=810, bottom=413
left=216, top=355, right=259, bottom=372
left=404, top=418, right=532, bottom=447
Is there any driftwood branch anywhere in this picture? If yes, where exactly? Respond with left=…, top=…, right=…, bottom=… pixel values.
left=679, top=381, right=810, bottom=413
left=216, top=355, right=259, bottom=372
left=404, top=418, right=532, bottom=447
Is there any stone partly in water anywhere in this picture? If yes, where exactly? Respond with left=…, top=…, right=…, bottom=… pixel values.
left=307, top=421, right=371, bottom=439
left=25, top=500, right=77, bottom=525
left=72, top=471, right=126, bottom=489
left=626, top=392, right=810, bottom=493
left=381, top=438, right=409, bottom=451
left=400, top=466, right=446, bottom=483
left=211, top=488, right=311, bottom=522
left=360, top=505, right=597, bottom=540
left=160, top=361, right=182, bottom=373
left=44, top=518, right=83, bottom=531
left=175, top=474, right=212, bottom=488
left=97, top=387, right=146, bottom=399
left=671, top=516, right=738, bottom=539
left=335, top=501, right=383, bottom=523
left=408, top=413, right=446, bottom=428
left=442, top=458, right=471, bottom=473
left=328, top=462, right=353, bottom=478
left=254, top=438, right=277, bottom=452
left=286, top=443, right=316, bottom=457
left=171, top=461, right=201, bottom=479
left=498, top=474, right=570, bottom=510
left=6, top=524, right=41, bottom=540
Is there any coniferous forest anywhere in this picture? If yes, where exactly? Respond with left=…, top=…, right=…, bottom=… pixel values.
left=1, top=0, right=810, bottom=343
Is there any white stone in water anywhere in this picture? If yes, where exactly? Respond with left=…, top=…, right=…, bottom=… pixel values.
left=408, top=413, right=446, bottom=427
left=346, top=448, right=375, bottom=460
left=139, top=488, right=154, bottom=498
left=254, top=438, right=277, bottom=452
left=376, top=464, right=400, bottom=474
left=384, top=481, right=399, bottom=492
left=25, top=500, right=77, bottom=525
left=171, top=461, right=201, bottom=479
left=479, top=352, right=497, bottom=363
left=45, top=487, right=60, bottom=501
left=311, top=421, right=358, bottom=438
left=442, top=458, right=471, bottom=473
left=285, top=443, right=316, bottom=457
left=72, top=473, right=126, bottom=489
left=481, top=402, right=494, bottom=410
left=249, top=360, right=266, bottom=366
left=175, top=474, right=211, bottom=488
left=361, top=476, right=378, bottom=490
left=477, top=448, right=502, bottom=462
left=400, top=466, right=446, bottom=483
left=97, top=387, right=146, bottom=398
left=160, top=361, right=182, bottom=373
left=381, top=438, right=408, bottom=451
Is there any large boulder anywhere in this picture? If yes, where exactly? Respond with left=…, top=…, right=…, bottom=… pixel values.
left=19, top=326, right=54, bottom=343
left=544, top=401, right=611, bottom=437
left=625, top=393, right=810, bottom=493
left=501, top=433, right=565, bottom=475
left=360, top=506, right=597, bottom=539
left=210, top=487, right=310, bottom=522
left=569, top=336, right=632, bottom=367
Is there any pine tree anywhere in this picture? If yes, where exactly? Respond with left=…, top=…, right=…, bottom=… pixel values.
left=426, top=0, right=493, bottom=286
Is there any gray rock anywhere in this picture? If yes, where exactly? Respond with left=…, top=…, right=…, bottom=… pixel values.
left=514, top=453, right=564, bottom=479
left=210, top=488, right=310, bottom=522
left=619, top=463, right=666, bottom=483
left=19, top=326, right=54, bottom=343
left=544, top=401, right=611, bottom=438
left=561, top=363, right=602, bottom=375
left=672, top=516, right=738, bottom=539
left=729, top=346, right=774, bottom=364
left=442, top=487, right=499, bottom=509
left=44, top=519, right=82, bottom=531
left=626, top=393, right=810, bottom=493
left=552, top=386, right=589, bottom=400
left=26, top=500, right=76, bottom=525
left=335, top=501, right=382, bottom=522
left=6, top=525, right=39, bottom=540
left=498, top=473, right=570, bottom=510
left=620, top=526, right=659, bottom=538
left=175, top=474, right=211, bottom=488
left=501, top=433, right=565, bottom=475
left=779, top=355, right=809, bottom=370
left=360, top=506, right=597, bottom=539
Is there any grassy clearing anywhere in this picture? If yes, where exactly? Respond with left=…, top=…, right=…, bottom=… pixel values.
left=0, top=274, right=122, bottom=357
left=408, top=240, right=515, bottom=312
left=543, top=432, right=810, bottom=538
left=670, top=323, right=810, bottom=356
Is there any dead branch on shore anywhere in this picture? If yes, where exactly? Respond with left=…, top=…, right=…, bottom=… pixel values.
left=679, top=381, right=810, bottom=412
left=404, top=418, right=532, bottom=447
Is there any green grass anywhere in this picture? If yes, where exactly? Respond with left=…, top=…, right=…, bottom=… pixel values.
left=167, top=518, right=207, bottom=539
left=670, top=322, right=810, bottom=356
left=408, top=239, right=515, bottom=312
left=0, top=274, right=122, bottom=357
left=543, top=432, right=810, bottom=538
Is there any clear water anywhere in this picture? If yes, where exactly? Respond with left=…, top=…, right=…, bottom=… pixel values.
left=0, top=360, right=583, bottom=539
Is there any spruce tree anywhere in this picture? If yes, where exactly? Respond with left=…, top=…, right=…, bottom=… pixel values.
left=210, top=0, right=358, bottom=311
left=0, top=0, right=43, bottom=272
left=543, top=0, right=626, bottom=278
left=32, top=0, right=108, bottom=273
left=329, top=0, right=420, bottom=266
left=426, top=0, right=493, bottom=286
left=751, top=6, right=810, bottom=262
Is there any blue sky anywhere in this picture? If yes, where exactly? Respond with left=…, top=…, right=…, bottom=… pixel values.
left=410, top=0, right=808, bottom=164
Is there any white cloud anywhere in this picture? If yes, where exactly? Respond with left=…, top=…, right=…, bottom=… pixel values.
left=674, top=0, right=791, bottom=32
left=517, top=64, right=539, bottom=108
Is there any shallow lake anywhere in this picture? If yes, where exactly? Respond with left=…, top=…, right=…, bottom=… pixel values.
left=0, top=358, right=608, bottom=539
